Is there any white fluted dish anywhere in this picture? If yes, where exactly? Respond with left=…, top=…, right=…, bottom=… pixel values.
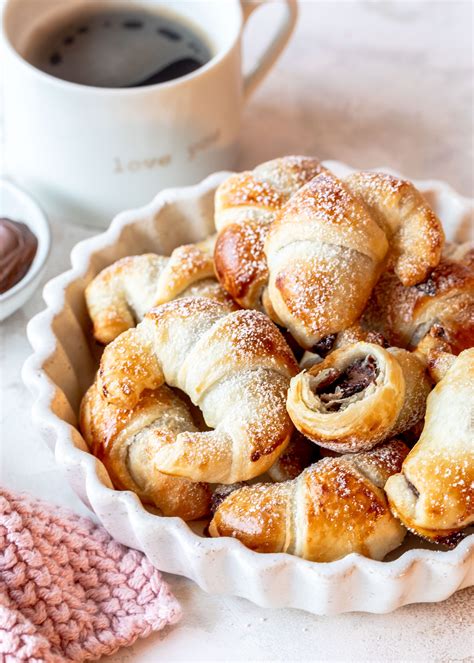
left=23, top=161, right=474, bottom=614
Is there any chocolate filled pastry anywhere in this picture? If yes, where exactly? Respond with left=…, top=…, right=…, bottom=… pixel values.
left=287, top=342, right=432, bottom=453
left=214, top=156, right=326, bottom=311
left=80, top=380, right=211, bottom=520
left=268, top=431, right=320, bottom=482
left=385, top=349, right=474, bottom=543
left=209, top=440, right=409, bottom=562
left=345, top=172, right=444, bottom=286
left=98, top=298, right=298, bottom=483
left=264, top=172, right=389, bottom=348
left=362, top=242, right=473, bottom=354
left=86, top=235, right=236, bottom=344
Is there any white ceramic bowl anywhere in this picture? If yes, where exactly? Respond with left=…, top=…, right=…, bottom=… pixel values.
left=0, top=178, right=51, bottom=320
left=23, top=162, right=474, bottom=615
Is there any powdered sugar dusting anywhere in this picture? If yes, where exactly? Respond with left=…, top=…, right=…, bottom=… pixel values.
left=219, top=172, right=286, bottom=210
left=274, top=247, right=375, bottom=343
left=281, top=171, right=375, bottom=230
left=220, top=309, right=297, bottom=372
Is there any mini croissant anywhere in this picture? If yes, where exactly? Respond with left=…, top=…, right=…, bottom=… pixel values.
left=264, top=171, right=389, bottom=347
left=86, top=235, right=236, bottom=344
left=80, top=381, right=211, bottom=520
left=214, top=156, right=326, bottom=311
left=209, top=440, right=409, bottom=562
left=385, top=348, right=474, bottom=542
left=287, top=342, right=431, bottom=453
left=98, top=297, right=298, bottom=483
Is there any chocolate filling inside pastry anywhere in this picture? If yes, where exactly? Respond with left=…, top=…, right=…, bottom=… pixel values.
left=310, top=334, right=336, bottom=358
left=314, top=355, right=378, bottom=411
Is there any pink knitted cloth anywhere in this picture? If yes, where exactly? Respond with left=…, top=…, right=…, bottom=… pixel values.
left=0, top=488, right=181, bottom=662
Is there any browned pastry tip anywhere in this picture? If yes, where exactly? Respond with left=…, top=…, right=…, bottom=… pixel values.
left=214, top=220, right=269, bottom=310
left=210, top=483, right=247, bottom=515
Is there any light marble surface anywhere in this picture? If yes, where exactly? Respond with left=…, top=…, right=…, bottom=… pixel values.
left=1, top=1, right=473, bottom=661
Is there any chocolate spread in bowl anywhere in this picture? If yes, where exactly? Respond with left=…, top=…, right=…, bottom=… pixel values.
left=0, top=218, right=38, bottom=294
left=315, top=355, right=378, bottom=410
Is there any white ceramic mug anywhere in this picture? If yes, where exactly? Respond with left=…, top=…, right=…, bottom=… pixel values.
left=2, top=0, right=297, bottom=228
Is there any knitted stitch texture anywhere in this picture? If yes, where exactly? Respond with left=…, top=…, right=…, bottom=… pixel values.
left=0, top=488, right=181, bottom=662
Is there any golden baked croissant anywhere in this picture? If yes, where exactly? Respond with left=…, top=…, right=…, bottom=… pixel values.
left=80, top=381, right=210, bottom=520
left=214, top=156, right=325, bottom=310
left=98, top=297, right=298, bottom=483
left=345, top=171, right=444, bottom=286
left=362, top=242, right=473, bottom=353
left=385, top=348, right=474, bottom=542
left=86, top=235, right=236, bottom=344
left=264, top=171, right=389, bottom=348
left=287, top=342, right=432, bottom=453
left=209, top=440, right=409, bottom=562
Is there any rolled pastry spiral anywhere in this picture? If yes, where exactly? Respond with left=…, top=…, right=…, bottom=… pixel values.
left=287, top=342, right=432, bottom=453
left=86, top=235, right=236, bottom=344
left=214, top=156, right=326, bottom=311
left=264, top=171, right=389, bottom=347
left=98, top=297, right=298, bottom=483
left=80, top=380, right=211, bottom=520
left=209, top=439, right=409, bottom=562
left=362, top=242, right=474, bottom=353
left=385, top=348, right=474, bottom=542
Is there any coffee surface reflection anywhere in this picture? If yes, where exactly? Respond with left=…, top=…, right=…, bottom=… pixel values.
left=25, top=6, right=212, bottom=88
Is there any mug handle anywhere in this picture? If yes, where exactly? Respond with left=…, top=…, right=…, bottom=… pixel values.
left=241, top=0, right=298, bottom=100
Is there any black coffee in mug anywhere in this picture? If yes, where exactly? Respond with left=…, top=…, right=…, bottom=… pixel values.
left=24, top=4, right=212, bottom=88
